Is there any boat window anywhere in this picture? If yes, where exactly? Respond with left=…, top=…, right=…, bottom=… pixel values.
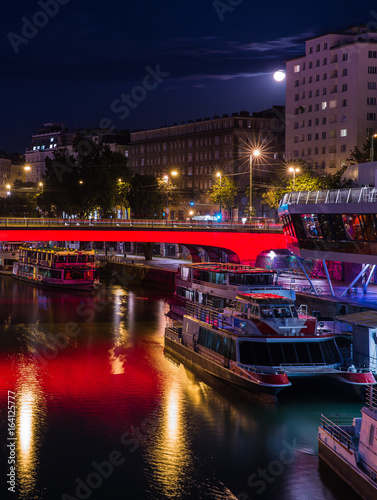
left=290, top=306, right=298, bottom=318
left=254, top=305, right=260, bottom=318
left=295, top=343, right=311, bottom=363
left=68, top=255, right=77, bottom=263
left=88, top=255, right=95, bottom=262
left=272, top=307, right=292, bottom=319
left=268, top=343, right=286, bottom=365
left=260, top=306, right=273, bottom=319
left=369, top=424, right=375, bottom=447
left=301, top=214, right=323, bottom=239
left=308, top=342, right=324, bottom=364
left=281, top=343, right=297, bottom=364
left=56, top=255, right=67, bottom=263
left=78, top=255, right=87, bottom=262
left=320, top=339, right=342, bottom=364
left=239, top=341, right=272, bottom=366
left=229, top=273, right=274, bottom=286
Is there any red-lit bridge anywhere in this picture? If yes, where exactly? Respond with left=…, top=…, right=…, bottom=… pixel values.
left=0, top=218, right=286, bottom=263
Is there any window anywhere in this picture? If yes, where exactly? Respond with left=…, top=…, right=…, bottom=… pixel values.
left=315, top=133, right=319, bottom=140
left=369, top=50, right=377, bottom=58
left=342, top=84, right=348, bottom=92
left=294, top=150, right=299, bottom=157
left=323, top=88, right=327, bottom=95
left=294, top=93, right=299, bottom=101
left=324, top=42, right=328, bottom=50
left=314, top=147, right=318, bottom=154
left=322, top=132, right=326, bottom=139
left=316, top=44, right=320, bottom=52
left=340, top=144, right=347, bottom=152
left=308, top=105, right=312, bottom=112
left=322, top=146, right=326, bottom=153
left=323, top=57, right=327, bottom=65
left=322, top=117, right=327, bottom=125
left=315, top=104, right=320, bottom=111
left=340, top=129, right=347, bottom=137
left=368, top=66, right=377, bottom=74
left=308, top=90, right=312, bottom=98
left=315, top=118, right=319, bottom=125
left=315, top=89, right=319, bottom=96
left=342, top=53, right=348, bottom=61
left=367, top=97, right=377, bottom=105
left=367, top=113, right=376, bottom=120
left=322, top=101, right=327, bottom=110
left=308, top=119, right=312, bottom=126
left=294, top=64, right=300, bottom=72
left=329, top=100, right=336, bottom=108
left=294, top=122, right=299, bottom=129
left=329, top=145, right=336, bottom=153
left=309, top=76, right=313, bottom=83
left=323, top=72, right=327, bottom=80
left=309, top=61, right=313, bottom=69
left=309, top=47, right=313, bottom=54
left=308, top=148, right=311, bottom=155
left=368, top=81, right=377, bottom=89
left=307, top=134, right=312, bottom=141
left=342, top=68, right=348, bottom=76
left=341, top=99, right=347, bottom=107
left=316, top=74, right=320, bottom=82
left=294, top=136, right=299, bottom=143
left=316, top=59, right=320, bottom=67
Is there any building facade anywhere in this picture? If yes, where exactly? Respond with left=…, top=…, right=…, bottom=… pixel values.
left=286, top=25, right=377, bottom=173
left=129, top=108, right=285, bottom=218
left=25, top=123, right=130, bottom=182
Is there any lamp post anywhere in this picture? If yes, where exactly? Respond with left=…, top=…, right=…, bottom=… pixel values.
left=163, top=170, right=178, bottom=220
left=6, top=184, right=11, bottom=196
left=216, top=171, right=222, bottom=219
left=371, top=133, right=377, bottom=162
left=289, top=167, right=300, bottom=190
left=249, top=149, right=260, bottom=217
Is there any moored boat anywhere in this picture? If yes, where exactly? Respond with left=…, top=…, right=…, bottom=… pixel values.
left=12, top=246, right=98, bottom=290
left=165, top=293, right=375, bottom=402
left=318, top=386, right=377, bottom=500
left=169, top=262, right=295, bottom=318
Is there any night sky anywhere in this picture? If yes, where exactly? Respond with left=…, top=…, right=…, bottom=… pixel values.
left=0, top=0, right=372, bottom=153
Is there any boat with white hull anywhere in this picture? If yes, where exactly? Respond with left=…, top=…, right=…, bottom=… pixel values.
left=165, top=293, right=375, bottom=402
left=318, top=386, right=377, bottom=500
left=169, top=262, right=295, bottom=318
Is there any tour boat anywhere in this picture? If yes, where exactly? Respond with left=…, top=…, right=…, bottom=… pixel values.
left=318, top=386, right=377, bottom=500
left=12, top=246, right=99, bottom=290
left=165, top=293, right=375, bottom=401
left=169, top=262, right=295, bottom=318
left=0, top=241, right=22, bottom=274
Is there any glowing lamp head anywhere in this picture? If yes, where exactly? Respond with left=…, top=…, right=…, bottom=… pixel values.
left=273, top=70, right=286, bottom=82
left=252, top=149, right=260, bottom=158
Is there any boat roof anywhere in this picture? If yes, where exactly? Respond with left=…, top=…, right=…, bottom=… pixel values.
left=236, top=293, right=295, bottom=304
left=182, top=262, right=275, bottom=274
left=20, top=246, right=96, bottom=255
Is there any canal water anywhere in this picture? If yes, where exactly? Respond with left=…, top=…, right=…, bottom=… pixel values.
left=0, top=274, right=363, bottom=500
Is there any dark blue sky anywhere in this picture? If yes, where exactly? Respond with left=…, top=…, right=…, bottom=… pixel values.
left=0, top=0, right=372, bottom=152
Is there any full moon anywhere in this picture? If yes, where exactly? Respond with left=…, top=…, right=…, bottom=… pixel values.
left=273, top=70, right=286, bottom=82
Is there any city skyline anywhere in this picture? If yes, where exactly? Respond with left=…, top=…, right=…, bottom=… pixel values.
left=0, top=0, right=372, bottom=153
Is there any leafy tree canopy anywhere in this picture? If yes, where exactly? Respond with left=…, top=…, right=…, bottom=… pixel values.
left=208, top=176, right=238, bottom=210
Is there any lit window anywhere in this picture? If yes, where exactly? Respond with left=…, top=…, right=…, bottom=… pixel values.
left=294, top=65, right=300, bottom=73
left=50, top=138, right=54, bottom=142
left=322, top=101, right=327, bottom=110
left=340, top=129, right=347, bottom=137
left=329, top=100, right=336, bottom=108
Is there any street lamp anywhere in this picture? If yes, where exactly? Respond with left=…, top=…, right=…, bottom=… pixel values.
left=371, top=133, right=377, bottom=162
left=289, top=167, right=300, bottom=190
left=249, top=149, right=260, bottom=216
left=163, top=171, right=178, bottom=220
left=216, top=172, right=222, bottom=219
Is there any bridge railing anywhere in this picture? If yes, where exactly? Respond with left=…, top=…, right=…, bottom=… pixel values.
left=0, top=218, right=282, bottom=232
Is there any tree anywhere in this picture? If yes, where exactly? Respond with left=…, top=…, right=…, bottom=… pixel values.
left=346, top=138, right=371, bottom=165
left=37, top=138, right=131, bottom=217
left=208, top=176, right=238, bottom=213
left=128, top=174, right=165, bottom=218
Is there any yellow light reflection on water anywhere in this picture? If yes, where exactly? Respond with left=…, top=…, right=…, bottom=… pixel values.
left=147, top=382, right=192, bottom=498
left=16, top=363, right=45, bottom=499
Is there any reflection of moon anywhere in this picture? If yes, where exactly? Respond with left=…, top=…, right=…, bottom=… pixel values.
left=273, top=70, right=286, bottom=82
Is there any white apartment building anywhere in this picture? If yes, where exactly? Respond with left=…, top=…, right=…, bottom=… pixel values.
left=286, top=25, right=377, bottom=173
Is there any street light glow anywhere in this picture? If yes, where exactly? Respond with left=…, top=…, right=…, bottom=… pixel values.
left=24, top=165, right=31, bottom=171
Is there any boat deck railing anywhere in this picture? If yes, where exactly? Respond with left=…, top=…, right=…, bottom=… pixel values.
left=320, top=414, right=356, bottom=452
left=237, top=362, right=286, bottom=376
left=366, top=385, right=377, bottom=412
left=280, top=186, right=377, bottom=207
